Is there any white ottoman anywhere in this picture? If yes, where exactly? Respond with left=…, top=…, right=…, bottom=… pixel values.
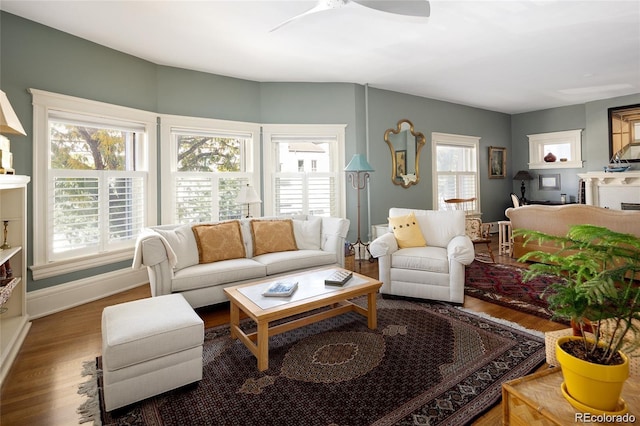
left=102, top=293, right=204, bottom=411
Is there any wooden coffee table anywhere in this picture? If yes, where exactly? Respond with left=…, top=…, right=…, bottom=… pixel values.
left=223, top=267, right=382, bottom=371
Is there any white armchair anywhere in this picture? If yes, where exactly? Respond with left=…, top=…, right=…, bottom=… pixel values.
left=369, top=208, right=475, bottom=303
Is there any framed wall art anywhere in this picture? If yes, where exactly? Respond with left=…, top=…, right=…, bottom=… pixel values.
left=489, top=146, right=506, bottom=178
left=539, top=173, right=561, bottom=190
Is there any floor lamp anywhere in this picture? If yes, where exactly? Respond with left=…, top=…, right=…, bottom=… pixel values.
left=345, top=154, right=374, bottom=271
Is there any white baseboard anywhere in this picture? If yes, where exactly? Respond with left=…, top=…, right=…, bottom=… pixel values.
left=27, top=268, right=149, bottom=319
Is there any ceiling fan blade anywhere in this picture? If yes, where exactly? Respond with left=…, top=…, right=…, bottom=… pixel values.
left=353, top=0, right=430, bottom=17
left=270, top=0, right=345, bottom=32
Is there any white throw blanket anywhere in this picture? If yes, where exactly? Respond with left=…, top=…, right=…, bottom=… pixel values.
left=132, top=229, right=178, bottom=269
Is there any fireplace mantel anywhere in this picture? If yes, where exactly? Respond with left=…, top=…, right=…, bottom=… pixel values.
left=577, top=171, right=640, bottom=209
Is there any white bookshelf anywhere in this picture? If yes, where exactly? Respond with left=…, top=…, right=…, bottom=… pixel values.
left=0, top=174, right=30, bottom=386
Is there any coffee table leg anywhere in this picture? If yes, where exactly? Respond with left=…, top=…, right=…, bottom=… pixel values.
left=229, top=301, right=240, bottom=339
left=367, top=291, right=377, bottom=329
left=257, top=322, right=269, bottom=371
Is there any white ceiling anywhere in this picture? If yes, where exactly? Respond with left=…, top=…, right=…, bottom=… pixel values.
left=2, top=0, right=639, bottom=114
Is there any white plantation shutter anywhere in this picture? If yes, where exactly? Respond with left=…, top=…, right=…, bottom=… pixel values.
left=50, top=171, right=146, bottom=260
left=274, top=174, right=336, bottom=216
left=174, top=175, right=249, bottom=222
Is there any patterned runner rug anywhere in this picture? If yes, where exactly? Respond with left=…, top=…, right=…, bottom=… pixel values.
left=465, top=257, right=565, bottom=322
left=79, top=296, right=545, bottom=426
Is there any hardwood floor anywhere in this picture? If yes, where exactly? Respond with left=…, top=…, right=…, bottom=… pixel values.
left=0, top=236, right=565, bottom=425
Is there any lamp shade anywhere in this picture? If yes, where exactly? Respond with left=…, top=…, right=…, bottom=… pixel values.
left=513, top=170, right=533, bottom=181
left=0, top=90, right=26, bottom=136
left=235, top=184, right=262, bottom=204
left=345, top=154, right=374, bottom=172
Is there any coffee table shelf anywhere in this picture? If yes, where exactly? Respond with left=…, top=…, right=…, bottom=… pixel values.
left=224, top=267, right=382, bottom=371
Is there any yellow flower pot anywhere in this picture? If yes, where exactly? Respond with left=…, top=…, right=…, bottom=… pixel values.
left=556, top=336, right=629, bottom=413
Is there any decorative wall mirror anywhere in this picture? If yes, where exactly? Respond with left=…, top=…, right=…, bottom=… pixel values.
left=384, top=119, right=426, bottom=188
left=609, top=103, right=640, bottom=163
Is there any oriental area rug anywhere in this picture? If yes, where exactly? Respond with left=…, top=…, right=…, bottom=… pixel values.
left=79, top=296, right=545, bottom=426
left=465, top=257, right=566, bottom=322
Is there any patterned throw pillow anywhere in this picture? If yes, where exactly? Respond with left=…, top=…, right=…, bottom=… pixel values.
left=388, top=211, right=427, bottom=248
left=192, top=221, right=246, bottom=264
left=251, top=219, right=298, bottom=256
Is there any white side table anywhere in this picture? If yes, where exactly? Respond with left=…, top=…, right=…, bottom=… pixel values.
left=498, top=220, right=512, bottom=256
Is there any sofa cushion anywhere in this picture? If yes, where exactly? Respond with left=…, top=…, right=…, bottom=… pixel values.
left=192, top=221, right=246, bottom=264
left=388, top=212, right=427, bottom=248
left=254, top=249, right=337, bottom=275
left=391, top=246, right=449, bottom=273
left=251, top=219, right=298, bottom=256
left=171, top=258, right=266, bottom=292
left=154, top=225, right=199, bottom=271
left=293, top=217, right=322, bottom=250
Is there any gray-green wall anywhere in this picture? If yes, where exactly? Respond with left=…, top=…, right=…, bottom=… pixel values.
left=511, top=93, right=640, bottom=203
left=2, top=11, right=637, bottom=293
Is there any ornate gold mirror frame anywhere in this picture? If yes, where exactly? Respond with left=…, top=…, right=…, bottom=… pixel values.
left=384, top=119, right=426, bottom=188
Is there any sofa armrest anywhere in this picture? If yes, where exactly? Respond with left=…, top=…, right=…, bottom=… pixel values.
left=320, top=216, right=351, bottom=267
left=369, top=232, right=398, bottom=258
left=447, top=235, right=475, bottom=265
left=132, top=230, right=176, bottom=297
left=132, top=229, right=178, bottom=269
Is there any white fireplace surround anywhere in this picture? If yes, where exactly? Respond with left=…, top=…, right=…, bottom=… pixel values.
left=578, top=171, right=640, bottom=210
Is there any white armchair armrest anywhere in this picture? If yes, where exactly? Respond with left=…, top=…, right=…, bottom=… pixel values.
left=369, top=232, right=398, bottom=258
left=447, top=235, right=475, bottom=265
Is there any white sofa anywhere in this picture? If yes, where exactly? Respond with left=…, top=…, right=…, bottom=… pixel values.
left=369, top=208, right=474, bottom=303
left=133, top=215, right=350, bottom=308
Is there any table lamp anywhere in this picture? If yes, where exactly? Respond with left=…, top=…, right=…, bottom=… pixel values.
left=235, top=184, right=261, bottom=218
left=513, top=170, right=533, bottom=203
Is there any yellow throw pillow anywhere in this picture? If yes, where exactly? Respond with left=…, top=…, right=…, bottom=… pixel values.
left=251, top=219, right=298, bottom=256
left=388, top=212, right=427, bottom=248
left=192, top=221, right=246, bottom=264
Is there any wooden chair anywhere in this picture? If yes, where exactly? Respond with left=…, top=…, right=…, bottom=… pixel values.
left=443, top=197, right=495, bottom=262
left=510, top=193, right=521, bottom=208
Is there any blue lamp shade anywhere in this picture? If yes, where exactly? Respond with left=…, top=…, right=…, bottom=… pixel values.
left=344, top=154, right=374, bottom=172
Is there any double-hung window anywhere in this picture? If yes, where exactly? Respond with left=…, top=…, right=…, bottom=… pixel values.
left=160, top=116, right=260, bottom=224
left=262, top=124, right=346, bottom=218
left=30, top=89, right=157, bottom=279
left=431, top=132, right=481, bottom=213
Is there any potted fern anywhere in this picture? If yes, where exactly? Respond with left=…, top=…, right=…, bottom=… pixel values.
left=515, top=224, right=640, bottom=414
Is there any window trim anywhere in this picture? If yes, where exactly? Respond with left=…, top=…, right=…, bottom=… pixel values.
left=431, top=132, right=481, bottom=213
left=159, top=114, right=261, bottom=224
left=527, top=129, right=583, bottom=169
left=262, top=124, right=347, bottom=218
left=29, top=89, right=157, bottom=280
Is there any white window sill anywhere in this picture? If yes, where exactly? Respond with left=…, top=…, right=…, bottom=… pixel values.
left=30, top=248, right=135, bottom=280
left=528, top=161, right=584, bottom=169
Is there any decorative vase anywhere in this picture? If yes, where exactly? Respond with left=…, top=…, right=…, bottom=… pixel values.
left=556, top=336, right=629, bottom=414
left=544, top=152, right=557, bottom=162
